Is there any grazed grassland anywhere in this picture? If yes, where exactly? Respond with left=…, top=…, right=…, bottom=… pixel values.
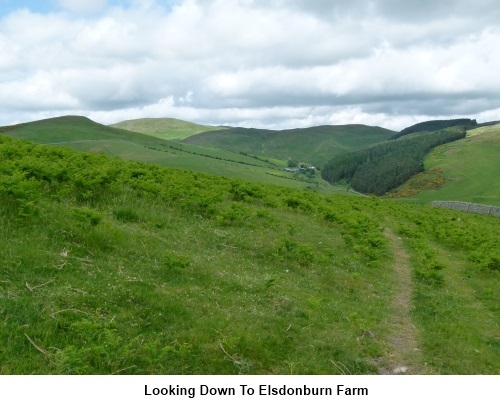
left=1, top=135, right=498, bottom=374
left=393, top=124, right=500, bottom=205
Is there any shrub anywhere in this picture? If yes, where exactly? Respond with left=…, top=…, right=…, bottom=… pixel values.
left=71, top=207, right=103, bottom=228
left=113, top=207, right=140, bottom=223
left=216, top=203, right=252, bottom=226
left=162, top=252, right=190, bottom=270
left=486, top=256, right=500, bottom=272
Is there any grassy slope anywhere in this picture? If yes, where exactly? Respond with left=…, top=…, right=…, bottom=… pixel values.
left=66, top=139, right=340, bottom=192
left=1, top=135, right=499, bottom=375
left=182, top=125, right=395, bottom=168
left=393, top=124, right=500, bottom=205
left=1, top=116, right=340, bottom=194
left=110, top=118, right=225, bottom=141
left=1, top=115, right=161, bottom=144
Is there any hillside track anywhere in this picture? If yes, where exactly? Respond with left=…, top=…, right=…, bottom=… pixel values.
left=379, top=228, right=430, bottom=374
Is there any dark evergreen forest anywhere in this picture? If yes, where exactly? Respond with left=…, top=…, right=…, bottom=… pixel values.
left=321, top=126, right=467, bottom=195
left=392, top=118, right=476, bottom=139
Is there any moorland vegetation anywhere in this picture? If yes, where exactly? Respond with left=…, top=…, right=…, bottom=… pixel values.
left=181, top=124, right=395, bottom=168
left=1, top=134, right=498, bottom=374
left=390, top=124, right=500, bottom=205
left=110, top=118, right=225, bottom=141
left=0, top=116, right=337, bottom=192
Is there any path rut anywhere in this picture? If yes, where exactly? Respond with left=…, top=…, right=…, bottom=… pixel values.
left=379, top=228, right=429, bottom=374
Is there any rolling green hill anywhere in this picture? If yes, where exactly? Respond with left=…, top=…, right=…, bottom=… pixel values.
left=0, top=116, right=341, bottom=193
left=4, top=115, right=498, bottom=205
left=389, top=124, right=500, bottom=205
left=109, top=118, right=225, bottom=140
left=392, top=118, right=477, bottom=139
left=322, top=126, right=467, bottom=196
left=181, top=125, right=395, bottom=168
left=0, top=115, right=162, bottom=144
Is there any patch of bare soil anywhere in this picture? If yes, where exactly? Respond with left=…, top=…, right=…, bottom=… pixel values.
left=378, top=229, right=430, bottom=375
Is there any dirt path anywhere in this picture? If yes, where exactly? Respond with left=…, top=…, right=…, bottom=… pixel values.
left=379, top=228, right=428, bottom=374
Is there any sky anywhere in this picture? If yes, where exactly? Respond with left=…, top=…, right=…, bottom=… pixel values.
left=1, top=0, right=499, bottom=130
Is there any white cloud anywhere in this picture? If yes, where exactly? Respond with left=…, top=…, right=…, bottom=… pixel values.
left=0, top=0, right=499, bottom=129
left=0, top=72, right=80, bottom=110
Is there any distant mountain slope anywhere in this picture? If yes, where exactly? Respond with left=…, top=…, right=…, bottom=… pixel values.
left=1, top=115, right=161, bottom=144
left=391, top=124, right=500, bottom=205
left=392, top=118, right=477, bottom=139
left=0, top=115, right=341, bottom=193
left=110, top=118, right=225, bottom=140
left=181, top=124, right=395, bottom=167
left=322, top=126, right=467, bottom=195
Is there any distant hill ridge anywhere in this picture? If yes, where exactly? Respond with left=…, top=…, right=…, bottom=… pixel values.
left=0, top=115, right=348, bottom=191
left=392, top=118, right=477, bottom=139
left=181, top=124, right=395, bottom=167
left=0, top=115, right=162, bottom=144
left=110, top=117, right=225, bottom=141
left=393, top=123, right=500, bottom=206
left=1, top=114, right=499, bottom=204
left=1, top=116, right=395, bottom=168
left=321, top=126, right=467, bottom=195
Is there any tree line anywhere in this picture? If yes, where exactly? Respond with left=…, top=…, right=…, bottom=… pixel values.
left=392, top=118, right=476, bottom=139
left=321, top=126, right=467, bottom=195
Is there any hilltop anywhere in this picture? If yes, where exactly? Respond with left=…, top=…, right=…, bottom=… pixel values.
left=3, top=115, right=499, bottom=204
left=321, top=126, right=468, bottom=196
left=0, top=116, right=342, bottom=193
left=391, top=118, right=477, bottom=139
left=0, top=115, right=161, bottom=144
left=319, top=118, right=500, bottom=204
left=181, top=124, right=395, bottom=168
left=110, top=117, right=225, bottom=141
left=1, top=116, right=395, bottom=171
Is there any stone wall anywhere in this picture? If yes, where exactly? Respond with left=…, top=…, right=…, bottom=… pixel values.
left=431, top=201, right=500, bottom=217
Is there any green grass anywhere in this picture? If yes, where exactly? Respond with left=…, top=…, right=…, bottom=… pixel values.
left=182, top=125, right=395, bottom=168
left=55, top=139, right=340, bottom=192
left=1, top=134, right=498, bottom=374
left=1, top=116, right=343, bottom=194
left=1, top=115, right=161, bottom=144
left=157, top=142, right=288, bottom=167
left=109, top=118, right=225, bottom=140
left=0, top=136, right=394, bottom=374
left=413, top=244, right=499, bottom=373
left=386, top=205, right=500, bottom=373
left=392, top=124, right=500, bottom=206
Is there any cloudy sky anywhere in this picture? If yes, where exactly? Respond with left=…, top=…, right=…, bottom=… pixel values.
left=1, top=0, right=499, bottom=130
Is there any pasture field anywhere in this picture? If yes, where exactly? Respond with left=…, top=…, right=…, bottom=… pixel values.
left=1, top=116, right=341, bottom=194
left=182, top=125, right=395, bottom=168
left=56, top=139, right=337, bottom=192
left=110, top=118, right=225, bottom=140
left=389, top=124, right=500, bottom=205
left=1, top=115, right=160, bottom=144
left=1, top=135, right=498, bottom=374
